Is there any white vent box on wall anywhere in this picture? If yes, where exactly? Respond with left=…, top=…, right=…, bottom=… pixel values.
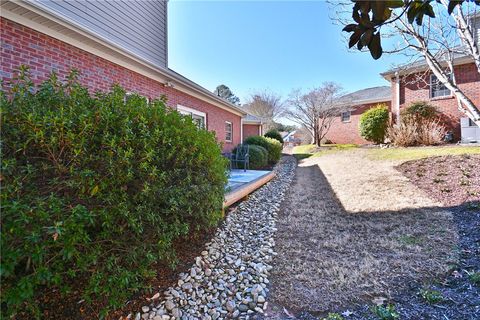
left=460, top=117, right=480, bottom=143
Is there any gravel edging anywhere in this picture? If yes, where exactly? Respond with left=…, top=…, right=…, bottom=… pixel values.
left=132, top=156, right=296, bottom=320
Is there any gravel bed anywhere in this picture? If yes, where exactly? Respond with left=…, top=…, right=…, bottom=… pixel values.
left=129, top=156, right=296, bottom=320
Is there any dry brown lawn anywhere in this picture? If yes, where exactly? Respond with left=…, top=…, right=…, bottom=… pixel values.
left=269, top=151, right=458, bottom=317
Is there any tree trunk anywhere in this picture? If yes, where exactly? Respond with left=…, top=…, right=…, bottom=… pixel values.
left=423, top=50, right=480, bottom=127
left=449, top=3, right=480, bottom=74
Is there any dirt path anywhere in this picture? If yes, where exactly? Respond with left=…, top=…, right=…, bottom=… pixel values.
left=266, top=152, right=457, bottom=319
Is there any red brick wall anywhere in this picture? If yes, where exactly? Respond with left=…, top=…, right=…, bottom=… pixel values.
left=0, top=17, right=241, bottom=152
left=397, top=63, right=480, bottom=140
left=243, top=124, right=261, bottom=141
left=323, top=101, right=392, bottom=145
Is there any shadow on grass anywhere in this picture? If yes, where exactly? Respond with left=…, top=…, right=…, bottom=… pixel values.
left=292, top=153, right=312, bottom=161
left=268, top=160, right=479, bottom=319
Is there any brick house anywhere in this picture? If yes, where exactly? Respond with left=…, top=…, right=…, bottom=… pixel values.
left=382, top=56, right=480, bottom=143
left=323, top=86, right=391, bottom=144
left=0, top=0, right=261, bottom=152
left=242, top=114, right=263, bottom=141
left=324, top=56, right=479, bottom=145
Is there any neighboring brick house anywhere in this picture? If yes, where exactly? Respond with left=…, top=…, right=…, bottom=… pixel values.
left=324, top=86, right=392, bottom=145
left=381, top=56, right=480, bottom=142
left=0, top=0, right=258, bottom=152
left=242, top=114, right=263, bottom=141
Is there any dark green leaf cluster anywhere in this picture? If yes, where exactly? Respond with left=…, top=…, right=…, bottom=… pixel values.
left=243, top=136, right=282, bottom=164
left=372, top=303, right=400, bottom=320
left=264, top=129, right=284, bottom=144
left=401, top=101, right=439, bottom=120
left=233, top=144, right=268, bottom=169
left=359, top=104, right=390, bottom=144
left=343, top=0, right=480, bottom=59
left=0, top=66, right=228, bottom=317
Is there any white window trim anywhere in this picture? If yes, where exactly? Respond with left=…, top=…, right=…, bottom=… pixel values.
left=225, top=121, right=233, bottom=142
left=429, top=74, right=451, bottom=99
left=341, top=111, right=351, bottom=123
left=177, top=105, right=206, bottom=118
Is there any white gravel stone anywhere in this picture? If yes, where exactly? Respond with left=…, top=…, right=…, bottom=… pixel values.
left=129, top=157, right=296, bottom=319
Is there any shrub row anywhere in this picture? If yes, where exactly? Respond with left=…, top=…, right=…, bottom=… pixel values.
left=244, top=135, right=282, bottom=164
left=0, top=66, right=227, bottom=317
left=264, top=129, right=284, bottom=144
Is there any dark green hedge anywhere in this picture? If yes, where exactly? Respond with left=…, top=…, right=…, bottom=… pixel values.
left=0, top=66, right=227, bottom=317
left=244, top=135, right=282, bottom=164
left=264, top=129, right=284, bottom=144
left=232, top=144, right=268, bottom=169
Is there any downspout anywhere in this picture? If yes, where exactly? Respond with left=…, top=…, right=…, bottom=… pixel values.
left=240, top=117, right=244, bottom=142
left=395, top=71, right=401, bottom=123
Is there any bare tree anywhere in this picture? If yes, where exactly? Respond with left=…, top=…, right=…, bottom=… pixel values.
left=285, top=83, right=344, bottom=146
left=243, top=90, right=284, bottom=131
left=332, top=1, right=480, bottom=126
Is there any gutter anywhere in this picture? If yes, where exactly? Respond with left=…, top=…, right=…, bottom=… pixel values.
left=381, top=55, right=474, bottom=81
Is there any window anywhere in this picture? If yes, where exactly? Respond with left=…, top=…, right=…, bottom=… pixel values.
left=430, top=74, right=451, bottom=98
left=341, top=111, right=351, bottom=122
left=124, top=92, right=149, bottom=104
left=225, top=121, right=233, bottom=142
left=177, top=105, right=206, bottom=129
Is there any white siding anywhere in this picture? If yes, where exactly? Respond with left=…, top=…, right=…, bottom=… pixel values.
left=29, top=0, right=168, bottom=68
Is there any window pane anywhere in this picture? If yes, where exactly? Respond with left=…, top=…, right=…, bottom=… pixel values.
left=225, top=122, right=232, bottom=141
left=431, top=75, right=451, bottom=97
left=192, top=114, right=205, bottom=129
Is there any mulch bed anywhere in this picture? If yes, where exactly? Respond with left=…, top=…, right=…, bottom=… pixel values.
left=397, top=154, right=480, bottom=207
left=16, top=223, right=222, bottom=319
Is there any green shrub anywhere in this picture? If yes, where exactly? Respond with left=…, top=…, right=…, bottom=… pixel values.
left=233, top=144, right=268, bottom=169
left=359, top=104, right=390, bottom=144
left=402, top=101, right=438, bottom=120
left=244, top=135, right=282, bottom=164
left=0, top=66, right=227, bottom=317
left=264, top=129, right=284, bottom=144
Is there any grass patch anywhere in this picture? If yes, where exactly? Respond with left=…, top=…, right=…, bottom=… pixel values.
left=419, top=288, right=444, bottom=304
left=292, top=144, right=358, bottom=159
left=372, top=304, right=400, bottom=320
left=398, top=235, right=423, bottom=246
left=469, top=271, right=480, bottom=285
left=367, top=145, right=480, bottom=161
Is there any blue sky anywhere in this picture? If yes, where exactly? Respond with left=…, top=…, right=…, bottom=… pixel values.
left=168, top=1, right=403, bottom=104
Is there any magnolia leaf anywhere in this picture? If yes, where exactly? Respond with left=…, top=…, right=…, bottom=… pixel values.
left=349, top=29, right=363, bottom=48
left=425, top=3, right=435, bottom=18
left=386, top=0, right=405, bottom=9
left=357, top=39, right=365, bottom=50
left=361, top=28, right=374, bottom=46
left=368, top=32, right=383, bottom=59
left=415, top=12, right=425, bottom=26
left=343, top=23, right=358, bottom=32
left=448, top=0, right=464, bottom=14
